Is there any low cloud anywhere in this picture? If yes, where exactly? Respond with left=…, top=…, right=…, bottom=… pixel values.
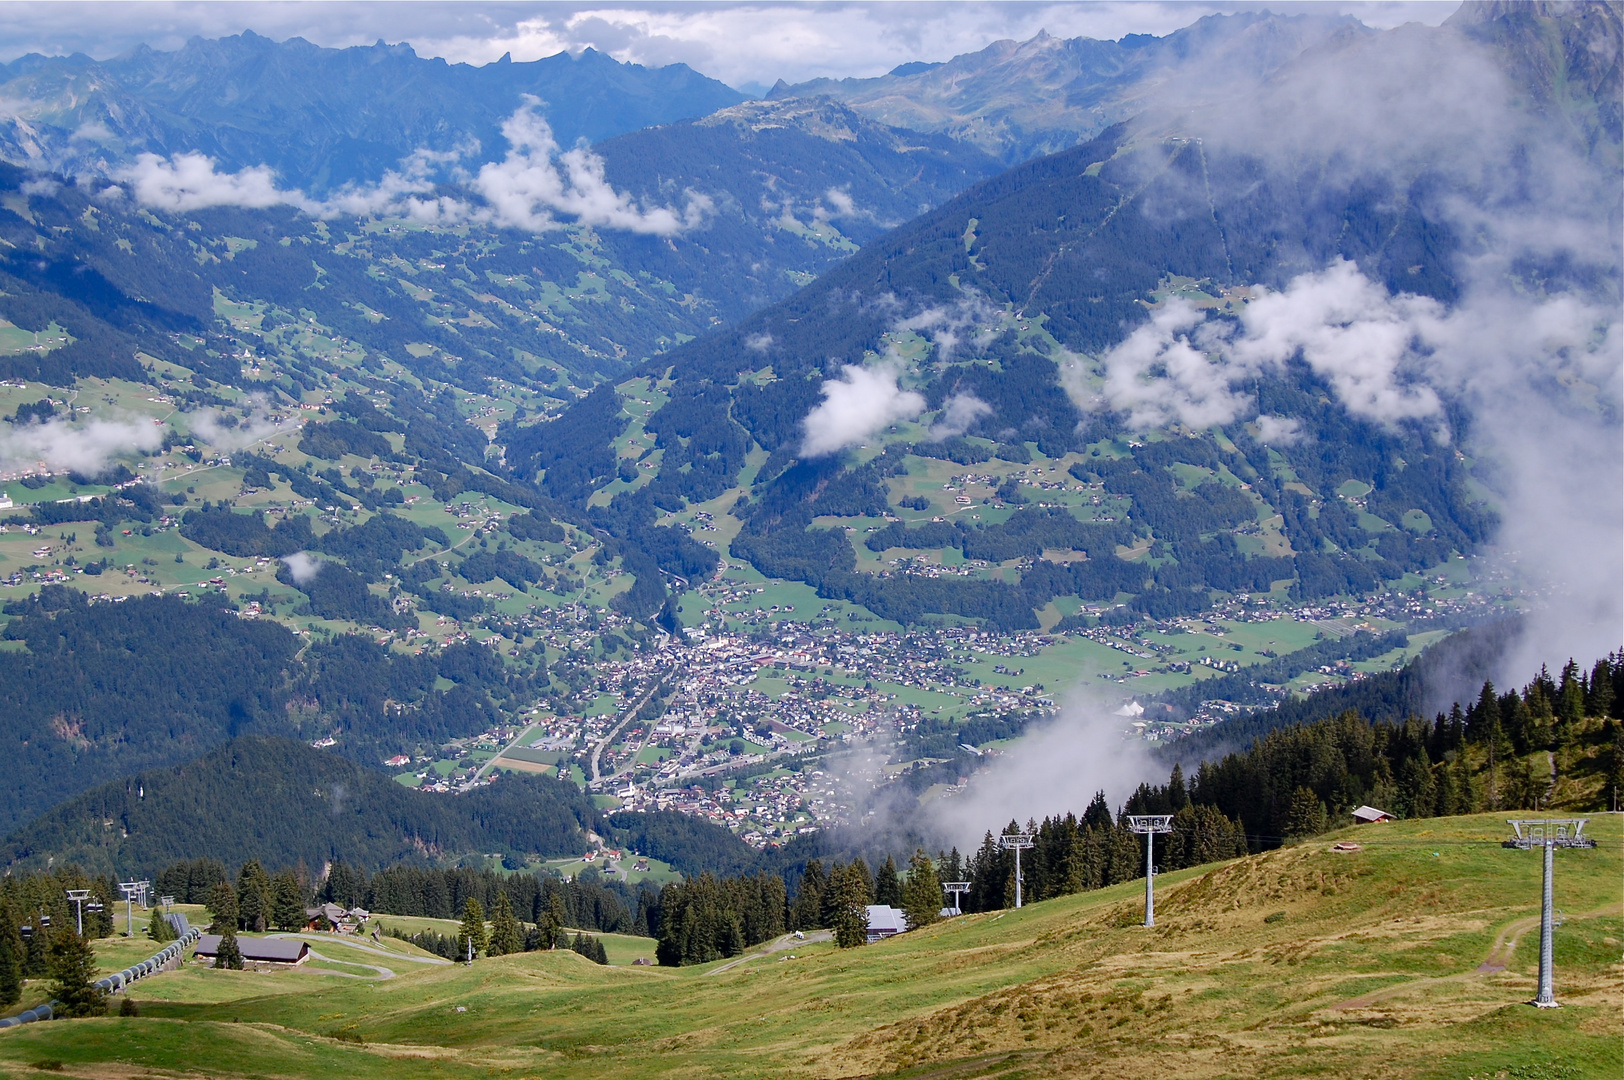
left=1252, top=415, right=1304, bottom=446
left=1089, top=259, right=1603, bottom=439
left=895, top=296, right=997, bottom=362
left=1094, top=299, right=1247, bottom=430
left=114, top=101, right=704, bottom=237
left=0, top=416, right=160, bottom=475
left=929, top=685, right=1161, bottom=848
left=800, top=362, right=925, bottom=457
left=118, top=152, right=296, bottom=213
left=472, top=99, right=709, bottom=236
left=188, top=399, right=300, bottom=452
left=281, top=552, right=322, bottom=585
left=744, top=331, right=774, bottom=353
left=929, top=391, right=993, bottom=439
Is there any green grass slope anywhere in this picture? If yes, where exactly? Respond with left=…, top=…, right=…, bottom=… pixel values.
left=0, top=813, right=1617, bottom=1079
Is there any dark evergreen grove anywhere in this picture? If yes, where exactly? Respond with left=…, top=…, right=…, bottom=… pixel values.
left=0, top=587, right=547, bottom=834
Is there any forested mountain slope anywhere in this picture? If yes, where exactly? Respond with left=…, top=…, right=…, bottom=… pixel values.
left=0, top=735, right=599, bottom=877
left=0, top=588, right=542, bottom=833
left=496, top=1, right=1617, bottom=636
left=0, top=98, right=996, bottom=390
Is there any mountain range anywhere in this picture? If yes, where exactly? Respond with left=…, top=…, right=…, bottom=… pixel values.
left=0, top=2, right=1614, bottom=875
left=768, top=11, right=1367, bottom=161
left=0, top=32, right=744, bottom=189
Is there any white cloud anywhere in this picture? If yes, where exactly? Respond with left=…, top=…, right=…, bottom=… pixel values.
left=1089, top=260, right=1512, bottom=436
left=471, top=99, right=708, bottom=235
left=929, top=683, right=1160, bottom=848
left=1232, top=260, right=1444, bottom=426
left=70, top=120, right=112, bottom=142
left=117, top=151, right=299, bottom=213
left=800, top=362, right=925, bottom=457
left=113, top=101, right=704, bottom=237
left=188, top=399, right=300, bottom=451
left=281, top=552, right=323, bottom=584
left=929, top=392, right=993, bottom=439
left=1252, top=415, right=1304, bottom=446
left=744, top=331, right=774, bottom=352
left=0, top=416, right=160, bottom=475
left=894, top=295, right=997, bottom=362
left=1095, top=299, right=1254, bottom=430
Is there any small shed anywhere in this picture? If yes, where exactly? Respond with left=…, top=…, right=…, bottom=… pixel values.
left=1351, top=805, right=1393, bottom=824
left=865, top=905, right=906, bottom=943
left=194, top=935, right=310, bottom=965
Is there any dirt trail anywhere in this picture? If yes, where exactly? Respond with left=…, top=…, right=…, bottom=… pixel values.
left=1328, top=903, right=1619, bottom=1011
left=708, top=930, right=833, bottom=975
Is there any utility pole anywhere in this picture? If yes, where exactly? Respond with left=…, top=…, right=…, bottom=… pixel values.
left=998, top=833, right=1033, bottom=908
left=941, top=882, right=970, bottom=916
left=1127, top=815, right=1174, bottom=927
left=1504, top=818, right=1595, bottom=1007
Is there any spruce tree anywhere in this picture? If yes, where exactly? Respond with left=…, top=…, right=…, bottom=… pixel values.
left=538, top=893, right=568, bottom=949
left=789, top=860, right=825, bottom=930
left=269, top=871, right=306, bottom=932
left=236, top=860, right=272, bottom=933
left=1283, top=787, right=1325, bottom=840
left=829, top=863, right=871, bottom=948
left=49, top=930, right=105, bottom=1017
left=487, top=892, right=524, bottom=957
left=146, top=906, right=175, bottom=943
left=214, top=924, right=243, bottom=970
left=900, top=849, right=942, bottom=930
left=205, top=881, right=239, bottom=934
left=873, top=856, right=902, bottom=908
left=456, top=897, right=487, bottom=962
left=0, top=909, right=19, bottom=1009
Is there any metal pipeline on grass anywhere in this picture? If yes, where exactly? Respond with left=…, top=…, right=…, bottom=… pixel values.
left=0, top=927, right=202, bottom=1029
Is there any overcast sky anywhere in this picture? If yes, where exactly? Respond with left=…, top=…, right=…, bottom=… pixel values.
left=0, top=1, right=1460, bottom=91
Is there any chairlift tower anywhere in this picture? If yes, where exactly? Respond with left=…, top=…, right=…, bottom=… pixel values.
left=64, top=889, right=101, bottom=937
left=1126, top=815, right=1174, bottom=927
left=118, top=881, right=149, bottom=938
left=942, top=881, right=970, bottom=916
left=1504, top=818, right=1595, bottom=1007
left=998, top=833, right=1034, bottom=908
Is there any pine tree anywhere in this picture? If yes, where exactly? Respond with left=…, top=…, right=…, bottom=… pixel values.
left=873, top=856, right=901, bottom=908
left=456, top=897, right=487, bottom=962
left=206, top=881, right=239, bottom=934
left=1587, top=658, right=1615, bottom=719
left=236, top=860, right=272, bottom=933
left=270, top=871, right=306, bottom=932
left=487, top=892, right=524, bottom=957
left=214, top=924, right=243, bottom=970
left=146, top=906, right=175, bottom=943
left=900, top=849, right=942, bottom=930
left=48, top=930, right=105, bottom=1017
left=1283, top=787, right=1327, bottom=840
left=828, top=863, right=871, bottom=949
left=537, top=893, right=567, bottom=949
left=789, top=860, right=825, bottom=930
left=0, top=906, right=19, bottom=1009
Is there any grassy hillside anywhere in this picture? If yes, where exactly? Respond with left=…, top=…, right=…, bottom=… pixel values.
left=0, top=812, right=1616, bottom=1079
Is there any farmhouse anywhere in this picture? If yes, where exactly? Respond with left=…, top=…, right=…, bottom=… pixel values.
left=1351, top=805, right=1393, bottom=824
left=194, top=935, right=309, bottom=965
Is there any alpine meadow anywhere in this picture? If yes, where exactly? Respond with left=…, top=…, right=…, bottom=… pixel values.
left=0, top=3, right=1616, bottom=1079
